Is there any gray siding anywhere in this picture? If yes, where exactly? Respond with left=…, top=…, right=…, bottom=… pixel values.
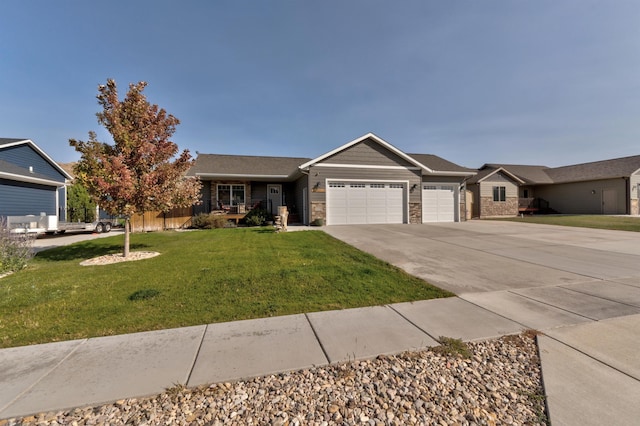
left=0, top=145, right=66, bottom=182
left=480, top=173, right=518, bottom=198
left=0, top=179, right=57, bottom=216
left=194, top=183, right=211, bottom=214
left=308, top=166, right=421, bottom=203
left=421, top=175, right=466, bottom=184
left=322, top=138, right=415, bottom=167
left=535, top=179, right=627, bottom=214
left=293, top=175, right=309, bottom=224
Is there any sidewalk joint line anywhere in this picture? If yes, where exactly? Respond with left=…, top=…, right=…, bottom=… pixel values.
left=304, top=313, right=331, bottom=365
left=559, top=284, right=640, bottom=310
left=386, top=304, right=439, bottom=344
left=0, top=338, right=88, bottom=414
left=185, top=324, right=208, bottom=387
left=544, top=334, right=640, bottom=383
left=506, top=290, right=598, bottom=321
left=456, top=296, right=533, bottom=331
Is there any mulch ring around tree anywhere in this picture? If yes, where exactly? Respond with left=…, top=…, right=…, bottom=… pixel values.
left=79, top=251, right=160, bottom=266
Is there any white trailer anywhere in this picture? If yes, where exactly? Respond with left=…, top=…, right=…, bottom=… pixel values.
left=7, top=214, right=113, bottom=235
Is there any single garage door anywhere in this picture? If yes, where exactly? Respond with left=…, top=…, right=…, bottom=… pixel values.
left=422, top=184, right=457, bottom=222
left=327, top=182, right=405, bottom=225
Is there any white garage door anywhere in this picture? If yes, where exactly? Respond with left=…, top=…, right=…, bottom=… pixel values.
left=422, top=184, right=457, bottom=222
left=327, top=182, right=405, bottom=225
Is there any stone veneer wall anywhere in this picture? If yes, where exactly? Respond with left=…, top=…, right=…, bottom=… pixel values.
left=632, top=199, right=639, bottom=216
left=480, top=197, right=518, bottom=217
left=409, top=202, right=421, bottom=224
left=311, top=202, right=325, bottom=223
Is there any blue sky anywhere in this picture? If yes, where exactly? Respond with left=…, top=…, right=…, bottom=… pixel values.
left=1, top=1, right=639, bottom=167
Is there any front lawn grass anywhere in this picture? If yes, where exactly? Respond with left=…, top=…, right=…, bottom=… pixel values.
left=496, top=215, right=640, bottom=232
left=0, top=228, right=452, bottom=348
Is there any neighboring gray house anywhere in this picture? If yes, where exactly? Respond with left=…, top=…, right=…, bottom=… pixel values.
left=0, top=138, right=71, bottom=220
left=187, top=133, right=475, bottom=225
left=468, top=155, right=640, bottom=218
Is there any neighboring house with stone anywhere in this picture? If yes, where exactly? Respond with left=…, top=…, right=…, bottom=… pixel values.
left=468, top=155, right=640, bottom=218
left=0, top=138, right=71, bottom=220
left=187, top=133, right=475, bottom=225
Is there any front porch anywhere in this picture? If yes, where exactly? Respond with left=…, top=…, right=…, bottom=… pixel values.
left=518, top=197, right=554, bottom=214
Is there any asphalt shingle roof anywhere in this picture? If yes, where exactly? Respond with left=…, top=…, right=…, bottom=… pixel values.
left=408, top=153, right=475, bottom=174
left=187, top=154, right=312, bottom=178
left=473, top=155, right=640, bottom=185
left=482, top=164, right=553, bottom=184
left=544, top=155, right=640, bottom=183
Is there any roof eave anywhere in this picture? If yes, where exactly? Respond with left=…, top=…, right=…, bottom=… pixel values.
left=0, top=171, right=67, bottom=187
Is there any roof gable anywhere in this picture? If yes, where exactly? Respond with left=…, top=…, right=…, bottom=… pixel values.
left=469, top=166, right=525, bottom=184
left=481, top=164, right=553, bottom=185
left=299, top=133, right=425, bottom=170
left=0, top=138, right=72, bottom=181
left=299, top=133, right=474, bottom=176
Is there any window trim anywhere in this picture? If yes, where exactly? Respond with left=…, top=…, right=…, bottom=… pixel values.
left=493, top=186, right=506, bottom=202
left=217, top=184, right=246, bottom=206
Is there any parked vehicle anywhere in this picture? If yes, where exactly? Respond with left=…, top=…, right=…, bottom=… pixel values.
left=7, top=214, right=113, bottom=235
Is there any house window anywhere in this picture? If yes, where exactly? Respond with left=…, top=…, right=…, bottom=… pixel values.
left=523, top=189, right=529, bottom=198
left=217, top=184, right=246, bottom=206
left=493, top=186, right=506, bottom=202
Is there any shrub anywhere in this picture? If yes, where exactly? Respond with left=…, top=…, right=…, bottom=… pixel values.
left=243, top=209, right=272, bottom=227
left=0, top=220, right=35, bottom=274
left=191, top=213, right=229, bottom=229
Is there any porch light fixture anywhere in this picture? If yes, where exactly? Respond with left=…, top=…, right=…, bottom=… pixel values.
left=410, top=184, right=418, bottom=192
left=591, top=189, right=596, bottom=195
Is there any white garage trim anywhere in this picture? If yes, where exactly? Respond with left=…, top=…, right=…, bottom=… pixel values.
left=326, top=179, right=409, bottom=225
left=422, top=183, right=459, bottom=223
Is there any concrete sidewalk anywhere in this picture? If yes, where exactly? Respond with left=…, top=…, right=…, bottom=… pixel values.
left=1, top=297, right=524, bottom=419
left=2, top=297, right=640, bottom=424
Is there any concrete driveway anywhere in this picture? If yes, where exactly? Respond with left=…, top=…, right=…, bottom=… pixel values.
left=325, top=220, right=640, bottom=424
left=323, top=220, right=640, bottom=294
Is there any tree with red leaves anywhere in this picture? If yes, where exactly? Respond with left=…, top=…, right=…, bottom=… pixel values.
left=70, top=79, right=201, bottom=257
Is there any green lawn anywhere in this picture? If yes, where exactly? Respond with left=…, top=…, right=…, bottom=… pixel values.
left=0, top=228, right=452, bottom=348
left=496, top=215, right=640, bottom=232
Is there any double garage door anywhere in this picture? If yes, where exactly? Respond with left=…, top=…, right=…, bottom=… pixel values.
left=327, top=182, right=405, bottom=225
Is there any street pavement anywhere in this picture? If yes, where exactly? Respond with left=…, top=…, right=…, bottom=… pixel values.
left=1, top=221, right=640, bottom=424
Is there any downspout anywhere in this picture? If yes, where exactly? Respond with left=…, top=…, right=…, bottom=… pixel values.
left=625, top=177, right=630, bottom=215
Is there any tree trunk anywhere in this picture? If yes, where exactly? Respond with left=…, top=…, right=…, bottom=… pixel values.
left=124, top=217, right=130, bottom=257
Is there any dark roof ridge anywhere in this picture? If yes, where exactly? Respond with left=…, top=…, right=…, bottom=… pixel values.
left=196, top=153, right=312, bottom=161
left=548, top=153, right=640, bottom=171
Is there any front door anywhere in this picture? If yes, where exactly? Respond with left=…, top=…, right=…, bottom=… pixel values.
left=267, top=184, right=282, bottom=216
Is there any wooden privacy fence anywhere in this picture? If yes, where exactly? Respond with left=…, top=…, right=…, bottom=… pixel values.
left=129, top=206, right=194, bottom=232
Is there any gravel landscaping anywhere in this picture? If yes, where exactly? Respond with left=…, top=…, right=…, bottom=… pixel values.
left=3, top=332, right=547, bottom=425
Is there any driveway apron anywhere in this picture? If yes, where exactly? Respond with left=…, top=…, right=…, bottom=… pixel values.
left=324, top=221, right=640, bottom=425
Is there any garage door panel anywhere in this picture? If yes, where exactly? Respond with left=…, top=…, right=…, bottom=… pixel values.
left=422, top=184, right=457, bottom=223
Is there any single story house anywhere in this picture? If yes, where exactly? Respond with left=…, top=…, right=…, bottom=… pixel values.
left=468, top=155, right=640, bottom=218
left=187, top=133, right=476, bottom=225
left=0, top=138, right=71, bottom=221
